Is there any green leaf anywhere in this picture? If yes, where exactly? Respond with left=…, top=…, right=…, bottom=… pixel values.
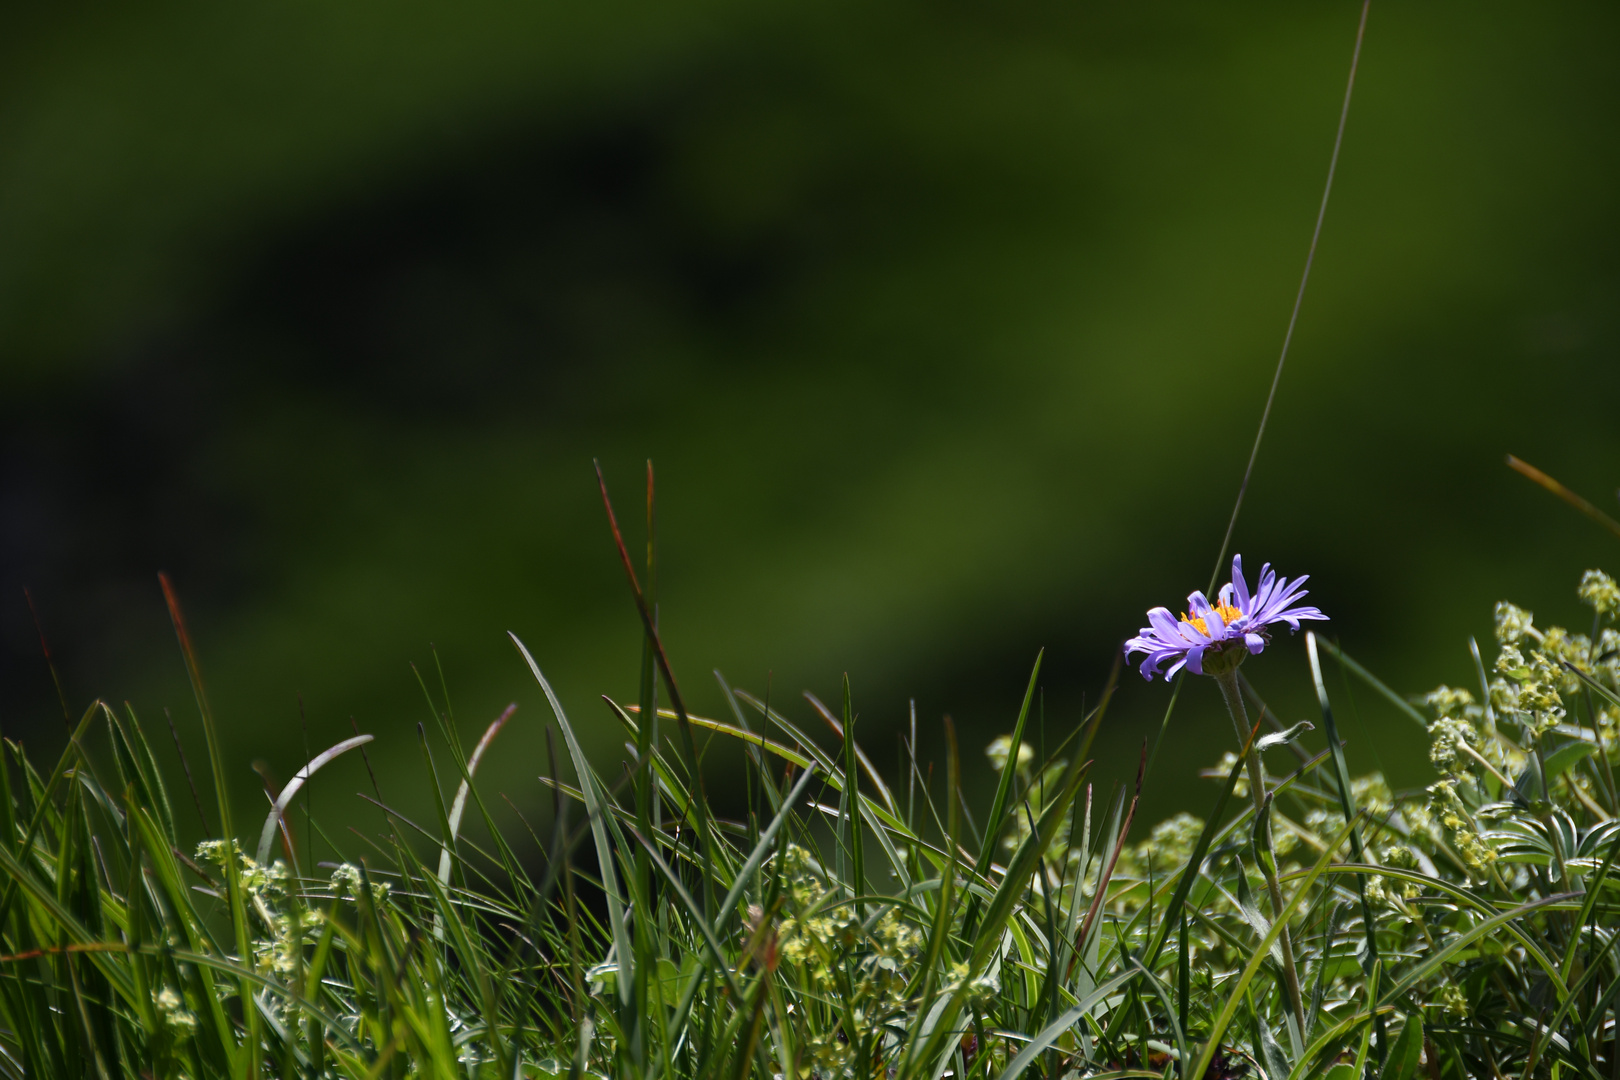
left=1378, top=1014, right=1423, bottom=1080
left=1541, top=740, right=1597, bottom=784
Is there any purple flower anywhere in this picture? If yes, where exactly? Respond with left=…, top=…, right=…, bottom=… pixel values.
left=1125, top=555, right=1327, bottom=681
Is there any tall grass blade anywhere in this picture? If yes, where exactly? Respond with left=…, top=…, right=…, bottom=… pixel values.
left=510, top=632, right=635, bottom=1011
left=977, top=650, right=1042, bottom=880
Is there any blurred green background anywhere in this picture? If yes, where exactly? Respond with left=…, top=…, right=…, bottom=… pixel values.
left=2, top=1, right=1618, bottom=841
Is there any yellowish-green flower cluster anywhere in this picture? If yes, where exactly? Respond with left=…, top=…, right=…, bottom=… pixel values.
left=772, top=844, right=925, bottom=1076
left=1425, top=780, right=1496, bottom=874
left=984, top=736, right=1034, bottom=776
left=192, top=840, right=331, bottom=990
left=1479, top=570, right=1620, bottom=775
left=940, top=960, right=1000, bottom=1005
left=329, top=862, right=391, bottom=902
left=1427, top=716, right=1478, bottom=776
left=152, top=986, right=197, bottom=1038
left=1438, top=982, right=1469, bottom=1018
left=1365, top=844, right=1422, bottom=909
left=194, top=839, right=289, bottom=901
left=1579, top=569, right=1620, bottom=620
left=1422, top=685, right=1478, bottom=720
left=1495, top=644, right=1567, bottom=738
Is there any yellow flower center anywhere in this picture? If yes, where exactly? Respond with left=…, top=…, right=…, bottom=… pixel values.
left=1180, top=601, right=1242, bottom=636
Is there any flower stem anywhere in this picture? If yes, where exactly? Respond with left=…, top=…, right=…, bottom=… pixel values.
left=1214, top=667, right=1307, bottom=1037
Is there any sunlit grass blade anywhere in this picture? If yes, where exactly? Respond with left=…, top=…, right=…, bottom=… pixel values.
left=254, top=734, right=373, bottom=866
left=511, top=632, right=635, bottom=1012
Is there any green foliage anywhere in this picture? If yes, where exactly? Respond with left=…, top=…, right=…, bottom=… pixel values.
left=2, top=567, right=1620, bottom=1079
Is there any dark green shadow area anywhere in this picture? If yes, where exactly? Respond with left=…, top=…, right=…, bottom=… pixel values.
left=1, top=1, right=1617, bottom=842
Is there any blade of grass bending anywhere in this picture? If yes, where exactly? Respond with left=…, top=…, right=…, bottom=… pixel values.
left=255, top=734, right=374, bottom=865
left=1144, top=713, right=1265, bottom=968
left=1188, top=813, right=1364, bottom=1080
left=1506, top=454, right=1620, bottom=541
left=718, top=672, right=782, bottom=813
left=1305, top=632, right=1384, bottom=1062
left=1303, top=865, right=1572, bottom=1002
left=993, top=969, right=1141, bottom=1080
left=1311, top=637, right=1427, bottom=729
left=510, top=632, right=634, bottom=1012
left=436, top=706, right=514, bottom=887
left=647, top=705, right=815, bottom=772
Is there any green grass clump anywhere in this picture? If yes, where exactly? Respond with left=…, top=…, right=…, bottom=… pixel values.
left=2, top=560, right=1620, bottom=1080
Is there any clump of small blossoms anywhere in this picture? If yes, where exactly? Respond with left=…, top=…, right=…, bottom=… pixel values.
left=1579, top=569, right=1620, bottom=620
left=195, top=840, right=328, bottom=988
left=1364, top=844, right=1423, bottom=909
left=1424, top=686, right=1483, bottom=777
left=984, top=735, right=1034, bottom=775
left=1114, top=813, right=1207, bottom=885
left=1423, top=779, right=1497, bottom=876
left=329, top=862, right=391, bottom=902
left=772, top=845, right=925, bottom=1077
left=152, top=986, right=197, bottom=1038
left=194, top=839, right=289, bottom=901
left=1491, top=569, right=1620, bottom=748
